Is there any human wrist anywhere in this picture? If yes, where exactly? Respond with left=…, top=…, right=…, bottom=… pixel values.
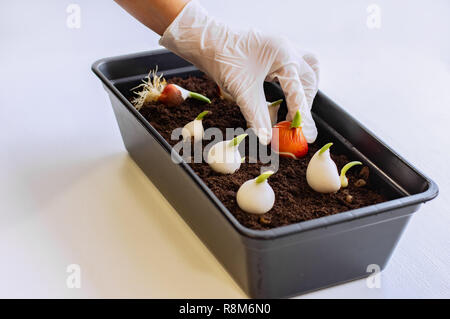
left=159, top=0, right=191, bottom=35
left=159, top=0, right=213, bottom=71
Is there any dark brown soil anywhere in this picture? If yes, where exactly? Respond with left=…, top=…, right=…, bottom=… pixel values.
left=135, top=75, right=388, bottom=230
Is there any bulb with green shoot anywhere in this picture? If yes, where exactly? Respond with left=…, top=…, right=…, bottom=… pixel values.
left=340, top=161, right=362, bottom=188
left=182, top=110, right=209, bottom=142
left=131, top=69, right=211, bottom=109
left=237, top=170, right=275, bottom=215
left=267, top=99, right=283, bottom=126
left=306, top=142, right=362, bottom=193
left=207, top=134, right=247, bottom=174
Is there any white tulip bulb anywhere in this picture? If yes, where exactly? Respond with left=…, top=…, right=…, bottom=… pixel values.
left=237, top=171, right=275, bottom=215
left=307, top=143, right=362, bottom=193
left=207, top=134, right=247, bottom=174
left=267, top=99, right=283, bottom=126
left=181, top=111, right=209, bottom=142
left=182, top=120, right=204, bottom=142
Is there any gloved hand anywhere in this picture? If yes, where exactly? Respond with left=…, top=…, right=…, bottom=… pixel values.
left=159, top=0, right=319, bottom=145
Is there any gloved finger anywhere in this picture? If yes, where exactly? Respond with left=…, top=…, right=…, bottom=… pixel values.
left=280, top=46, right=319, bottom=109
left=302, top=53, right=320, bottom=83
left=289, top=42, right=320, bottom=82
left=297, top=56, right=319, bottom=110
left=235, top=82, right=273, bottom=145
left=274, top=64, right=318, bottom=143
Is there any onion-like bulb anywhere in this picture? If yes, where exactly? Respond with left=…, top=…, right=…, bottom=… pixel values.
left=237, top=171, right=275, bottom=214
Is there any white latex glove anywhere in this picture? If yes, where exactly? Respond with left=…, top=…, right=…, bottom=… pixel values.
left=159, top=0, right=319, bottom=145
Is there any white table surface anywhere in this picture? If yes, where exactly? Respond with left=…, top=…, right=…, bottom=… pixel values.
left=1, top=0, right=449, bottom=298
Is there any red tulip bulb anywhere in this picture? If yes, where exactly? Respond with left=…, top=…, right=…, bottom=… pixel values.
left=271, top=110, right=308, bottom=159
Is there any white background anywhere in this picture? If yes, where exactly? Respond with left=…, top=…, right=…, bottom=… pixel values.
left=1, top=0, right=449, bottom=298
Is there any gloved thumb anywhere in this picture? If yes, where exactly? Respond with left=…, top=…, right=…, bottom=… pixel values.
left=274, top=65, right=318, bottom=143
left=235, top=83, right=272, bottom=145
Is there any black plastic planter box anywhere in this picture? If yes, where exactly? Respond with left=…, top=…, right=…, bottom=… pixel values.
left=92, top=49, right=438, bottom=298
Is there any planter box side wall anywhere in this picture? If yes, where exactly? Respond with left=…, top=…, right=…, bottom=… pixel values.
left=245, top=205, right=416, bottom=298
